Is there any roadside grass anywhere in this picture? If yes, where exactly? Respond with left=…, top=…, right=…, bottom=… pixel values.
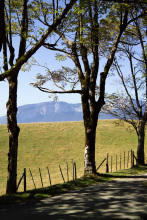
left=0, top=120, right=147, bottom=195
left=103, top=164, right=147, bottom=178
left=0, top=165, right=147, bottom=207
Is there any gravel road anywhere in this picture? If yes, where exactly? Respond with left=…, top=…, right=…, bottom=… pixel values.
left=0, top=174, right=147, bottom=220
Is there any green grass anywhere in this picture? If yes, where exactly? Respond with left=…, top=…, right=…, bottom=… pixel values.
left=0, top=120, right=147, bottom=196
left=0, top=165, right=147, bottom=206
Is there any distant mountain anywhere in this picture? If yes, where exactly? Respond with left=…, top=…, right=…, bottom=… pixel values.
left=0, top=101, right=115, bottom=124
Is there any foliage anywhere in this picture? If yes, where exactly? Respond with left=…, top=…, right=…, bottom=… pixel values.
left=103, top=16, right=147, bottom=135
left=0, top=0, right=78, bottom=194
left=31, top=0, right=147, bottom=173
left=32, top=1, right=147, bottom=104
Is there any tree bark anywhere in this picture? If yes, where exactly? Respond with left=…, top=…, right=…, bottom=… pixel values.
left=82, top=92, right=99, bottom=174
left=84, top=124, right=97, bottom=174
left=0, top=0, right=77, bottom=81
left=137, top=119, right=145, bottom=165
left=0, top=0, right=5, bottom=52
left=6, top=73, right=20, bottom=194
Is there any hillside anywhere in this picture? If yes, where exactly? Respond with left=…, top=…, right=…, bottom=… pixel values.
left=0, top=101, right=114, bottom=124
left=0, top=120, right=145, bottom=195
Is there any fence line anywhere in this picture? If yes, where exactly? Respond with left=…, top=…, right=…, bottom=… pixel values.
left=97, top=149, right=137, bottom=174
left=16, top=150, right=147, bottom=193
left=17, top=159, right=77, bottom=192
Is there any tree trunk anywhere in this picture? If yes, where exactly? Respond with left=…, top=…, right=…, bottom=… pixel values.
left=82, top=93, right=99, bottom=174
left=84, top=125, right=97, bottom=174
left=137, top=119, right=145, bottom=165
left=6, top=74, right=20, bottom=194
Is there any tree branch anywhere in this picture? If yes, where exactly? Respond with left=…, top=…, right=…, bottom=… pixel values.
left=129, top=53, right=141, bottom=113
left=0, top=0, right=77, bottom=81
left=43, top=44, right=74, bottom=60
left=55, top=29, right=73, bottom=47
left=114, top=57, right=140, bottom=117
left=97, top=10, right=129, bottom=109
left=102, top=0, right=147, bottom=4
left=36, top=86, right=83, bottom=94
left=0, top=0, right=5, bottom=52
left=18, top=0, right=28, bottom=59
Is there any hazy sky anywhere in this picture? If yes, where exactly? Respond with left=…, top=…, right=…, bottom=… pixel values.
left=0, top=40, right=119, bottom=117
left=0, top=2, right=138, bottom=117
left=1, top=2, right=146, bottom=118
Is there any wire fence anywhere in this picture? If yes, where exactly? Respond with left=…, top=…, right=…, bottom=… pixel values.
left=96, top=149, right=147, bottom=173
left=16, top=159, right=77, bottom=193
left=16, top=149, right=147, bottom=193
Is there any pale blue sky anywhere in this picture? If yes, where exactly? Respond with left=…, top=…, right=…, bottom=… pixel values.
left=1, top=1, right=144, bottom=117
left=0, top=44, right=117, bottom=117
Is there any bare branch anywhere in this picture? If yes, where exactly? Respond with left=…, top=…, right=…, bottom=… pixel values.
left=55, top=29, right=73, bottom=47
left=114, top=57, right=140, bottom=117
left=0, top=0, right=5, bottom=51
left=129, top=53, right=141, bottom=112
left=102, top=0, right=147, bottom=4
left=43, top=44, right=74, bottom=60
left=119, top=40, right=141, bottom=46
left=35, top=85, right=83, bottom=94
left=18, top=0, right=28, bottom=59
left=0, top=0, right=77, bottom=81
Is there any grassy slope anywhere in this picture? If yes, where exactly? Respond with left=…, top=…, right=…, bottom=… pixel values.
left=1, top=165, right=147, bottom=206
left=0, top=120, right=146, bottom=195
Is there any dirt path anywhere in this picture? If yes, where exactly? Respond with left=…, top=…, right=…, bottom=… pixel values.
left=0, top=174, right=147, bottom=219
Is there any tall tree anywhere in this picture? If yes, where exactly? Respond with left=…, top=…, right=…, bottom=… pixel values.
left=0, top=0, right=5, bottom=52
left=33, top=0, right=146, bottom=174
left=0, top=0, right=77, bottom=194
left=103, top=16, right=147, bottom=165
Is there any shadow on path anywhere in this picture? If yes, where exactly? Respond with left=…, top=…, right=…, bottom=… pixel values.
left=0, top=175, right=147, bottom=219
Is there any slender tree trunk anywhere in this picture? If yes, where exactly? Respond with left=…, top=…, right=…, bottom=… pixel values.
left=82, top=93, right=99, bottom=174
left=6, top=73, right=20, bottom=194
left=137, top=119, right=145, bottom=165
left=84, top=124, right=97, bottom=174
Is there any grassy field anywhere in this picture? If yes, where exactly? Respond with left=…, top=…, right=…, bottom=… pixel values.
left=0, top=119, right=147, bottom=195
left=1, top=165, right=147, bottom=206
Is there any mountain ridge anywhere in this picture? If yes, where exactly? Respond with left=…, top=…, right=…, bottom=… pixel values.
left=0, top=101, right=114, bottom=124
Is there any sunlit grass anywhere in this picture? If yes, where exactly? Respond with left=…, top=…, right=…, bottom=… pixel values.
left=0, top=165, right=147, bottom=206
left=0, top=120, right=147, bottom=195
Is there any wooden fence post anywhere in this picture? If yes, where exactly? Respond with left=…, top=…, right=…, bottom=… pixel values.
left=131, top=149, right=133, bottom=167
left=124, top=151, right=125, bottom=170
left=96, top=158, right=106, bottom=171
left=120, top=153, right=121, bottom=170
left=131, top=149, right=135, bottom=167
left=66, top=162, right=69, bottom=182
left=24, top=168, right=26, bottom=192
left=106, top=154, right=109, bottom=173
left=39, top=168, right=43, bottom=188
left=47, top=166, right=52, bottom=186
left=72, top=159, right=75, bottom=180
left=133, top=153, right=137, bottom=165
left=29, top=168, right=36, bottom=189
left=16, top=169, right=26, bottom=192
left=116, top=155, right=117, bottom=171
left=74, top=162, right=77, bottom=179
left=132, top=151, right=134, bottom=167
left=127, top=151, right=129, bottom=168
left=111, top=156, right=112, bottom=172
left=59, top=165, right=65, bottom=183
